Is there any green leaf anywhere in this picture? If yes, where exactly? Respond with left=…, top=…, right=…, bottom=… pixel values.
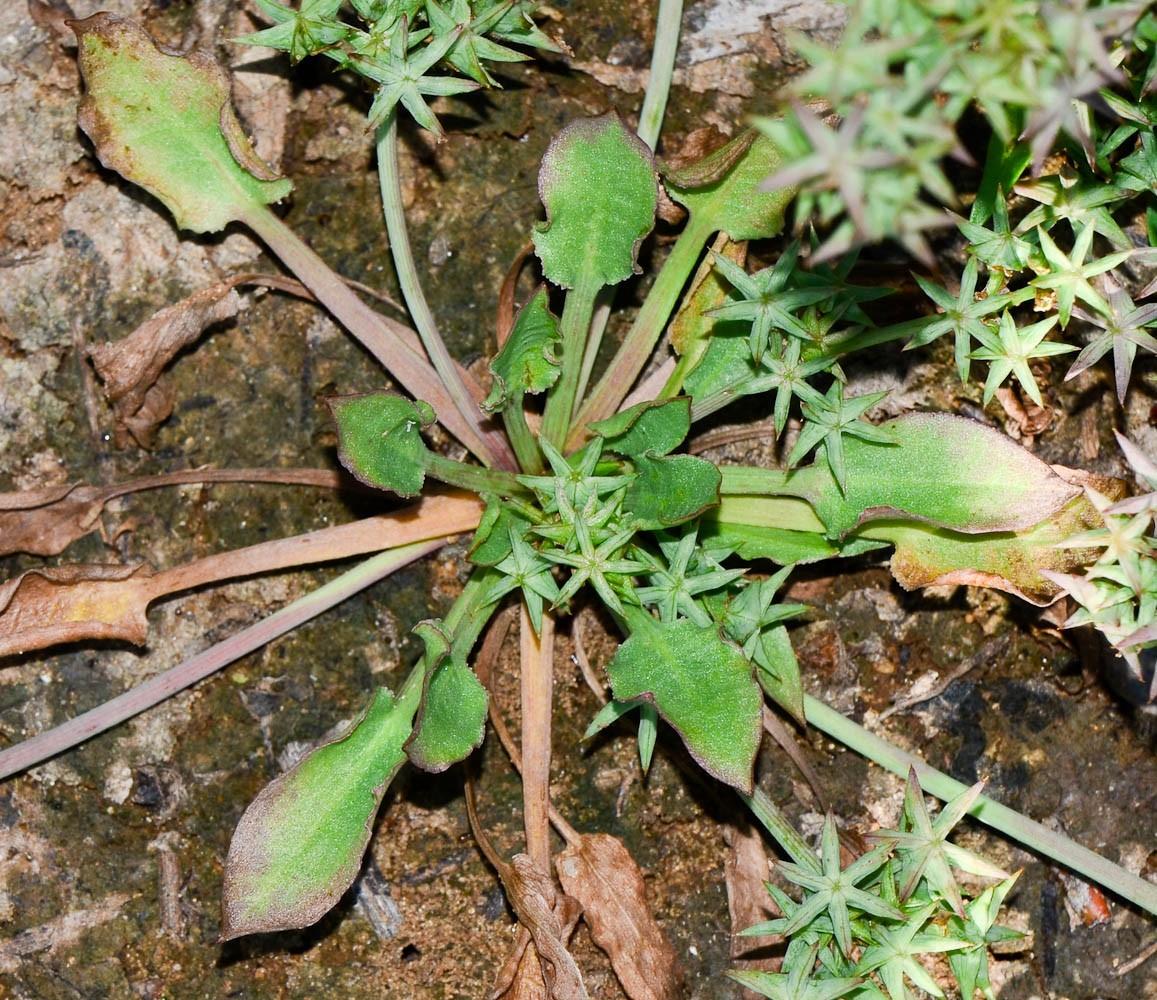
left=590, top=397, right=691, bottom=457
left=483, top=287, right=561, bottom=411
left=757, top=414, right=1081, bottom=536
left=609, top=607, right=762, bottom=792
left=405, top=652, right=488, bottom=771
left=533, top=112, right=658, bottom=289
left=754, top=625, right=805, bottom=725
left=73, top=13, right=291, bottom=233
left=665, top=131, right=793, bottom=241
left=625, top=454, right=721, bottom=529
left=329, top=391, right=435, bottom=497
left=468, top=496, right=531, bottom=566
left=221, top=683, right=417, bottom=939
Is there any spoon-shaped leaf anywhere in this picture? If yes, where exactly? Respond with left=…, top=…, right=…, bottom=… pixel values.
left=221, top=680, right=420, bottom=939
left=73, top=12, right=291, bottom=232
left=664, top=130, right=793, bottom=242
left=329, top=392, right=435, bottom=498
left=533, top=112, right=658, bottom=290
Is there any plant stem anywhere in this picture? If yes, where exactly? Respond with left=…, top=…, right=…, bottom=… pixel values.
left=502, top=399, right=544, bottom=475
left=521, top=603, right=555, bottom=870
left=425, top=453, right=529, bottom=497
left=0, top=539, right=445, bottom=780
left=239, top=203, right=501, bottom=468
left=636, top=0, right=684, bottom=150
left=375, top=116, right=518, bottom=472
left=737, top=786, right=820, bottom=872
left=803, top=694, right=1157, bottom=916
left=566, top=217, right=712, bottom=450
left=718, top=465, right=797, bottom=496
left=542, top=273, right=601, bottom=447
left=713, top=495, right=826, bottom=534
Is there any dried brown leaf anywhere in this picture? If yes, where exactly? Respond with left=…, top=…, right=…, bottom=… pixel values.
left=555, top=833, right=684, bottom=1000
left=0, top=564, right=155, bottom=656
left=0, top=467, right=355, bottom=558
left=0, top=484, right=106, bottom=557
left=723, top=821, right=777, bottom=996
left=0, top=492, right=484, bottom=656
left=89, top=280, right=241, bottom=448
left=466, top=781, right=588, bottom=1000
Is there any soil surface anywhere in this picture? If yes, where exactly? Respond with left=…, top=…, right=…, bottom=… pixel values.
left=1, top=1, right=1155, bottom=998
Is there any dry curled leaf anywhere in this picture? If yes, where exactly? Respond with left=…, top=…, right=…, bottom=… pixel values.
left=466, top=782, right=588, bottom=1000
left=0, top=483, right=106, bottom=557
left=554, top=833, right=684, bottom=1000
left=0, top=492, right=484, bottom=656
left=0, top=467, right=353, bottom=558
left=0, top=564, right=155, bottom=656
left=89, top=280, right=242, bottom=448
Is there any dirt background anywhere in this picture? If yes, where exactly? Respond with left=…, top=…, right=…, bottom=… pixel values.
left=0, top=0, right=1155, bottom=997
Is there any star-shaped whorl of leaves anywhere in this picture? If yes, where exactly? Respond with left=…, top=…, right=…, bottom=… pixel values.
left=865, top=768, right=1008, bottom=919
left=427, top=0, right=527, bottom=86
left=776, top=814, right=903, bottom=958
left=1015, top=171, right=1132, bottom=249
left=486, top=525, right=560, bottom=634
left=710, top=241, right=828, bottom=363
left=635, top=528, right=746, bottom=626
left=1030, top=223, right=1133, bottom=328
left=971, top=309, right=1073, bottom=407
left=953, top=191, right=1032, bottom=273
left=747, top=338, right=830, bottom=438
left=729, top=941, right=864, bottom=1000
left=238, top=0, right=351, bottom=64
left=788, top=381, right=893, bottom=494
left=905, top=255, right=1033, bottom=383
left=1066, top=274, right=1157, bottom=403
left=946, top=873, right=1024, bottom=1000
left=854, top=901, right=972, bottom=1000
left=356, top=16, right=480, bottom=135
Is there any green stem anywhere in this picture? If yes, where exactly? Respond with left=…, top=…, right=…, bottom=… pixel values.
left=239, top=203, right=497, bottom=466
left=637, top=0, right=684, bottom=150
left=502, top=398, right=544, bottom=475
left=713, top=495, right=826, bottom=534
left=425, top=453, right=528, bottom=497
left=567, top=216, right=712, bottom=449
left=375, top=116, right=517, bottom=472
left=738, top=787, right=821, bottom=872
left=542, top=273, right=601, bottom=447
left=719, top=465, right=798, bottom=496
left=803, top=694, right=1157, bottom=916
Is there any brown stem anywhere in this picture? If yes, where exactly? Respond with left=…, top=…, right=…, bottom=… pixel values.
left=476, top=607, right=579, bottom=848
left=142, top=491, right=483, bottom=602
left=520, top=603, right=556, bottom=868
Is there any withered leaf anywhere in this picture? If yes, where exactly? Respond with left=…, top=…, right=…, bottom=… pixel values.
left=0, top=465, right=358, bottom=558
left=466, top=781, right=588, bottom=1000
left=504, top=854, right=588, bottom=1000
left=89, top=280, right=241, bottom=448
left=554, top=833, right=684, bottom=1000
left=0, top=564, right=154, bottom=656
left=0, top=492, right=484, bottom=656
left=0, top=483, right=105, bottom=557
